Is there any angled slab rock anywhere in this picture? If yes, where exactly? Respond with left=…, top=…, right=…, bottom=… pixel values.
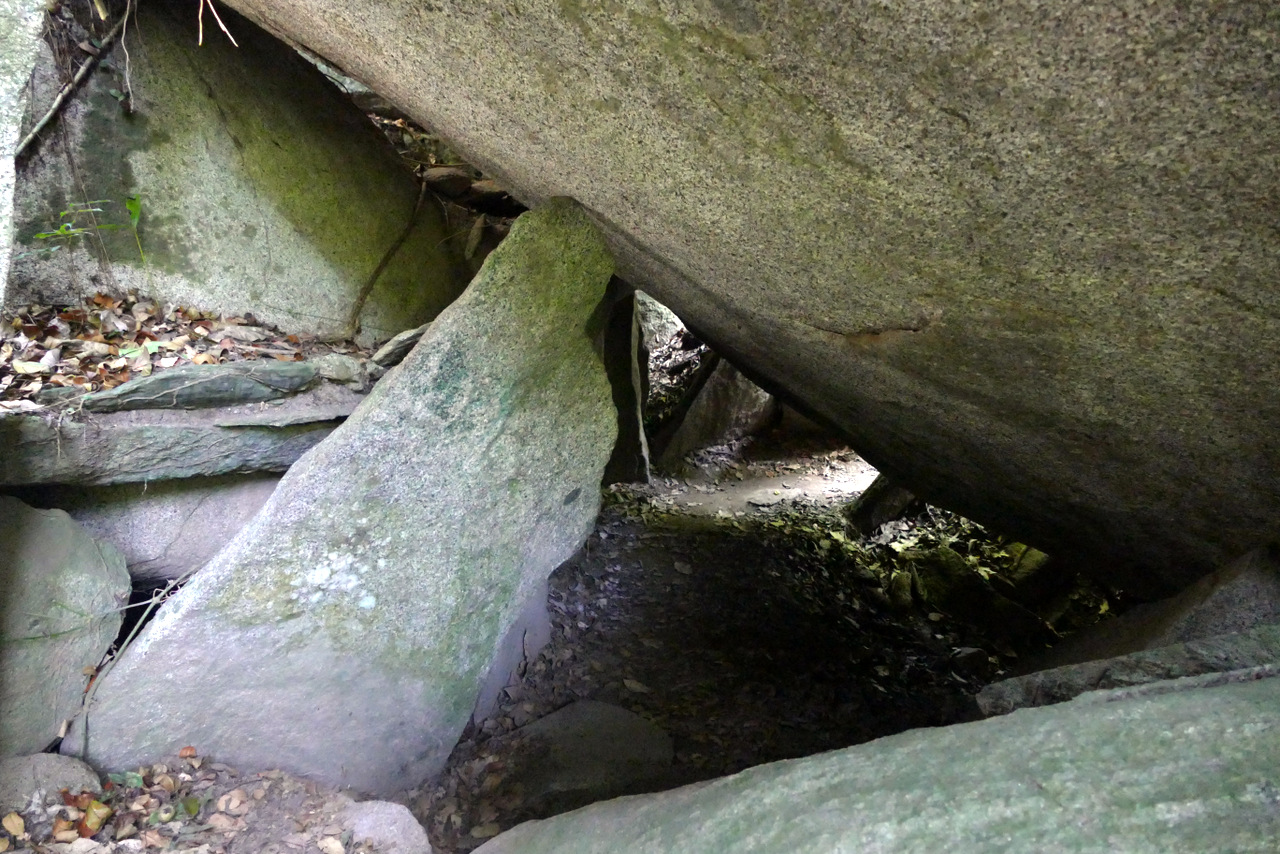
left=475, top=673, right=1280, bottom=854
left=216, top=0, right=1280, bottom=592
left=66, top=199, right=616, bottom=795
left=0, top=497, right=129, bottom=757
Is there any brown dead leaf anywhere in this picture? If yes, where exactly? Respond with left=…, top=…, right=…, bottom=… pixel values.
left=140, top=828, right=167, bottom=848
left=0, top=835, right=9, bottom=852
left=470, top=822, right=501, bottom=839
left=179, top=746, right=198, bottom=759
left=206, top=812, right=244, bottom=832
left=623, top=678, right=652, bottom=694
left=216, top=789, right=246, bottom=813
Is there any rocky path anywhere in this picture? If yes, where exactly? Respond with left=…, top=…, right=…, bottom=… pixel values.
left=411, top=433, right=990, bottom=852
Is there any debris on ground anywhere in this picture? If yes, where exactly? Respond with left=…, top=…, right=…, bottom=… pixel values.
left=0, top=293, right=369, bottom=408
left=0, top=751, right=400, bottom=854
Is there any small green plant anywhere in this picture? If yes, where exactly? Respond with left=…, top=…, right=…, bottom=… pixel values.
left=20, top=195, right=146, bottom=267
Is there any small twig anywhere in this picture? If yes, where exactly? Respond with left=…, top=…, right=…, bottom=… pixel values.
left=198, top=0, right=239, bottom=47
left=71, top=569, right=196, bottom=761
left=15, top=12, right=128, bottom=157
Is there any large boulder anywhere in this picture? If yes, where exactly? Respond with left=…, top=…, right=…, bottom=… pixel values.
left=0, top=0, right=43, bottom=290
left=0, top=497, right=129, bottom=756
left=216, top=0, right=1280, bottom=593
left=65, top=198, right=616, bottom=795
left=6, top=0, right=468, bottom=344
left=474, top=672, right=1280, bottom=853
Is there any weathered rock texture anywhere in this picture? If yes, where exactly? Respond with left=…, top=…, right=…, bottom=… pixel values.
left=13, top=475, right=280, bottom=583
left=0, top=382, right=360, bottom=486
left=7, top=0, right=467, bottom=343
left=0, top=0, right=43, bottom=290
left=0, top=754, right=100, bottom=814
left=474, top=673, right=1280, bottom=854
left=218, top=0, right=1280, bottom=592
left=0, top=497, right=129, bottom=756
left=66, top=199, right=616, bottom=795
left=655, top=359, right=775, bottom=470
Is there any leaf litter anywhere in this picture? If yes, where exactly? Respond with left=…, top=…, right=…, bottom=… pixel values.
left=0, top=751, right=390, bottom=853
left=0, top=292, right=370, bottom=412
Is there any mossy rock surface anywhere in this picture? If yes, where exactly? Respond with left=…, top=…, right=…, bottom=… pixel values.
left=68, top=199, right=616, bottom=795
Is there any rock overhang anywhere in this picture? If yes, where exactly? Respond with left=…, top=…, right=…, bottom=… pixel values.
left=146, top=0, right=1280, bottom=592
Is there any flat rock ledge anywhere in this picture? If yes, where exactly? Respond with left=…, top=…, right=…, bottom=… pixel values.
left=0, top=378, right=366, bottom=486
left=977, top=622, right=1280, bottom=716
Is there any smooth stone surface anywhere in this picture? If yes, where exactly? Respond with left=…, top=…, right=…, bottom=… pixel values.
left=655, top=359, right=775, bottom=470
left=12, top=475, right=280, bottom=583
left=978, top=623, right=1280, bottom=716
left=507, top=701, right=674, bottom=815
left=475, top=674, right=1280, bottom=854
left=0, top=383, right=361, bottom=486
left=0, top=497, right=129, bottom=756
left=1029, top=545, right=1280, bottom=673
left=216, top=0, right=1280, bottom=592
left=0, top=0, right=44, bottom=291
left=339, top=801, right=435, bottom=854
left=80, top=362, right=319, bottom=413
left=6, top=0, right=467, bottom=344
left=0, top=754, right=101, bottom=813
left=66, top=199, right=616, bottom=795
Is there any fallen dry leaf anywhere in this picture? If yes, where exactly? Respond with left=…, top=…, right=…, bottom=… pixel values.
left=179, top=745, right=198, bottom=758
left=623, top=678, right=652, bottom=693
left=1, top=812, right=23, bottom=837
left=469, top=822, right=501, bottom=839
left=206, top=812, right=244, bottom=832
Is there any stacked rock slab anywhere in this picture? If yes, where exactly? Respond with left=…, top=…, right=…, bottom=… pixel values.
left=474, top=673, right=1280, bottom=854
left=216, top=0, right=1280, bottom=592
left=66, top=199, right=616, bottom=796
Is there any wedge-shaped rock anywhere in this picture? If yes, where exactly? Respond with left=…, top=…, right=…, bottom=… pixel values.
left=0, top=497, right=129, bottom=756
left=67, top=199, right=615, bottom=795
left=475, top=673, right=1280, bottom=853
left=80, top=362, right=319, bottom=413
